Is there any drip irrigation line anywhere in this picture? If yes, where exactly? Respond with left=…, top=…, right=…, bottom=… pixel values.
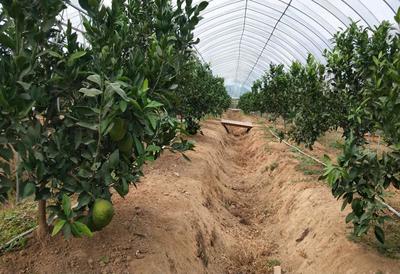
left=266, top=126, right=400, bottom=219
left=0, top=226, right=37, bottom=252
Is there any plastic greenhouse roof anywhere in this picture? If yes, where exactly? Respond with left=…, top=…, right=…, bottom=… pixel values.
left=60, top=0, right=400, bottom=96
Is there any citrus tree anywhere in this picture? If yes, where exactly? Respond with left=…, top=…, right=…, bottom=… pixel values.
left=286, top=55, right=333, bottom=148
left=174, top=58, right=230, bottom=134
left=0, top=0, right=206, bottom=238
left=324, top=11, right=400, bottom=243
left=237, top=92, right=257, bottom=114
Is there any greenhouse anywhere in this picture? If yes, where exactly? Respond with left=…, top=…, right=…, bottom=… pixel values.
left=1, top=0, right=400, bottom=273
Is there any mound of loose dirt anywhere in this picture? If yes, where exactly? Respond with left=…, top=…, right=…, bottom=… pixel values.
left=1, top=111, right=399, bottom=274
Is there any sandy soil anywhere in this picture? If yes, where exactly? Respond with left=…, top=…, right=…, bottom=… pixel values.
left=1, top=111, right=400, bottom=274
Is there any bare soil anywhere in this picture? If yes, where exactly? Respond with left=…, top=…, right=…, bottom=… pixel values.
left=1, top=111, right=400, bottom=274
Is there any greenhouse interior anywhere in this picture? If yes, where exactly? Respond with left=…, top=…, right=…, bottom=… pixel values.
left=1, top=0, right=400, bottom=273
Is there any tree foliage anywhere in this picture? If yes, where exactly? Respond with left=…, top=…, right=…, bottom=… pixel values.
left=238, top=9, right=400, bottom=242
left=174, top=58, right=230, bottom=134
left=0, top=0, right=207, bottom=237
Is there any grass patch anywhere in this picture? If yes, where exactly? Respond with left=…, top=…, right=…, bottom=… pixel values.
left=266, top=258, right=281, bottom=268
left=329, top=140, right=344, bottom=150
left=0, top=200, right=37, bottom=251
left=295, top=154, right=323, bottom=177
left=347, top=220, right=400, bottom=259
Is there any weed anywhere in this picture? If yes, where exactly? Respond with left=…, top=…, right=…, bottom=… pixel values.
left=330, top=140, right=344, bottom=150
left=295, top=155, right=323, bottom=177
left=0, top=200, right=37, bottom=250
left=269, top=162, right=279, bottom=172
left=347, top=220, right=400, bottom=259
left=266, top=258, right=281, bottom=268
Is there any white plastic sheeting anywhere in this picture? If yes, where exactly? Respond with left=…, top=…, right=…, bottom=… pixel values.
left=192, top=0, right=400, bottom=95
left=59, top=0, right=400, bottom=96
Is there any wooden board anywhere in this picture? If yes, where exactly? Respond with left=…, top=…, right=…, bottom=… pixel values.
left=220, top=119, right=253, bottom=133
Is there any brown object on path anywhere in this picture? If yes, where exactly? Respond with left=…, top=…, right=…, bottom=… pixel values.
left=221, top=119, right=253, bottom=133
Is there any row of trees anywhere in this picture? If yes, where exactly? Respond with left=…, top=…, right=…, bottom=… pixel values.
left=0, top=0, right=229, bottom=238
left=238, top=10, right=400, bottom=243
left=174, top=59, right=231, bottom=134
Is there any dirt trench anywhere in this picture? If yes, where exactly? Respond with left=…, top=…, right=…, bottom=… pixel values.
left=1, top=111, right=400, bottom=274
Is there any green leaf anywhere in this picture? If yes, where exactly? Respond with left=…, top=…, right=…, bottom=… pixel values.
left=133, top=137, right=144, bottom=155
left=17, top=81, right=32, bottom=91
left=107, top=83, right=130, bottom=101
left=197, top=1, right=209, bottom=12
left=147, top=114, right=158, bottom=130
left=145, top=100, right=163, bottom=109
left=156, top=45, right=163, bottom=57
left=62, top=194, right=72, bottom=218
left=87, top=74, right=102, bottom=86
left=119, top=100, right=127, bottom=112
left=0, top=33, right=15, bottom=50
left=73, top=221, right=93, bottom=237
left=76, top=122, right=98, bottom=131
left=51, top=219, right=67, bottom=236
left=169, top=84, right=178, bottom=90
left=109, top=149, right=119, bottom=168
left=22, top=182, right=35, bottom=198
left=67, top=51, right=87, bottom=66
left=79, top=88, right=102, bottom=97
left=140, top=79, right=149, bottom=93
left=77, top=192, right=91, bottom=208
left=62, top=223, right=72, bottom=239
left=395, top=7, right=400, bottom=23
left=47, top=50, right=63, bottom=59
left=374, top=225, right=385, bottom=244
left=146, top=144, right=161, bottom=153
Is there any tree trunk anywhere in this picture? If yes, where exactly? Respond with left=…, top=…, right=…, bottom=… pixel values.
left=37, top=199, right=49, bottom=238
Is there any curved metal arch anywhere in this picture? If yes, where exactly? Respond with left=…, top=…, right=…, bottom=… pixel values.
left=262, top=0, right=336, bottom=35
left=199, top=29, right=306, bottom=63
left=240, top=0, right=293, bottom=88
left=383, top=0, right=399, bottom=13
left=198, top=0, right=337, bottom=43
left=210, top=57, right=269, bottom=71
left=208, top=49, right=283, bottom=70
left=217, top=70, right=265, bottom=82
left=207, top=42, right=294, bottom=66
left=245, top=7, right=329, bottom=52
left=203, top=36, right=307, bottom=65
left=196, top=7, right=328, bottom=54
left=249, top=1, right=332, bottom=47
left=339, top=0, right=378, bottom=28
left=211, top=60, right=267, bottom=78
left=203, top=40, right=295, bottom=67
left=206, top=50, right=287, bottom=71
left=196, top=14, right=324, bottom=59
left=197, top=17, right=320, bottom=60
left=357, top=1, right=380, bottom=25
left=207, top=50, right=272, bottom=67
left=310, top=0, right=352, bottom=27
left=198, top=0, right=242, bottom=17
left=234, top=0, right=250, bottom=82
left=201, top=35, right=304, bottom=65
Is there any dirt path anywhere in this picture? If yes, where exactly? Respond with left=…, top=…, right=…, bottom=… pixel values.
left=1, top=111, right=400, bottom=274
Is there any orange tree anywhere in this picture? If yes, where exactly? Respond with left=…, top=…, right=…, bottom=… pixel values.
left=173, top=59, right=230, bottom=134
left=0, top=0, right=206, bottom=238
left=324, top=11, right=400, bottom=243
